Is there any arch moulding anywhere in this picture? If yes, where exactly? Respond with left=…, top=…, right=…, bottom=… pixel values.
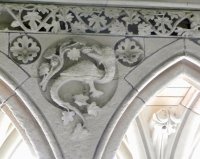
left=95, top=39, right=200, bottom=159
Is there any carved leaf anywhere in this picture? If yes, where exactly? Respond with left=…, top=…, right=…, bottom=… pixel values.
left=56, top=9, right=74, bottom=30
left=71, top=123, right=89, bottom=139
left=88, top=14, right=107, bottom=32
left=43, top=23, right=52, bottom=32
left=87, top=102, right=100, bottom=116
left=122, top=10, right=141, bottom=25
left=104, top=8, right=120, bottom=18
left=190, top=13, right=200, bottom=29
left=61, top=111, right=75, bottom=125
left=57, top=9, right=73, bottom=21
left=11, top=21, right=20, bottom=28
left=154, top=17, right=173, bottom=33
left=23, top=12, right=42, bottom=30
left=37, top=5, right=57, bottom=14
left=138, top=22, right=153, bottom=35
left=109, top=20, right=126, bottom=35
left=50, top=56, right=60, bottom=67
left=43, top=48, right=57, bottom=59
left=73, top=94, right=89, bottom=106
left=44, top=20, right=61, bottom=33
left=140, top=10, right=157, bottom=21
left=5, top=4, right=25, bottom=10
left=73, top=7, right=94, bottom=18
left=175, top=27, right=199, bottom=37
left=39, top=63, right=50, bottom=76
left=71, top=21, right=87, bottom=33
left=67, top=48, right=81, bottom=61
left=175, top=27, right=190, bottom=36
left=167, top=11, right=185, bottom=20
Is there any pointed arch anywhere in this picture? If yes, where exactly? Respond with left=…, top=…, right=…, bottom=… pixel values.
left=0, top=52, right=63, bottom=159
left=94, top=39, right=200, bottom=159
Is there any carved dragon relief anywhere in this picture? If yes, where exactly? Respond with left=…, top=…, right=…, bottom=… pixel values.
left=39, top=38, right=116, bottom=130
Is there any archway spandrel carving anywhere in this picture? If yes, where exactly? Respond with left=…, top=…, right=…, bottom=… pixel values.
left=95, top=40, right=200, bottom=159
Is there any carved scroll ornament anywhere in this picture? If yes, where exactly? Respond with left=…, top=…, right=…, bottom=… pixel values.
left=149, top=108, right=181, bottom=159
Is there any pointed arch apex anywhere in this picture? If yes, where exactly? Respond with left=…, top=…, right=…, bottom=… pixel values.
left=95, top=39, right=200, bottom=159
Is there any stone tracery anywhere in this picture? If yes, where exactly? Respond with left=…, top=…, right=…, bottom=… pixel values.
left=3, top=3, right=200, bottom=37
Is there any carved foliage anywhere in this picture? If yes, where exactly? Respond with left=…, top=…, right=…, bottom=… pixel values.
left=5, top=4, right=200, bottom=37
left=39, top=38, right=116, bottom=128
left=149, top=108, right=181, bottom=159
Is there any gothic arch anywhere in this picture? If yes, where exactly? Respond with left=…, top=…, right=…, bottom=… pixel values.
left=0, top=53, right=63, bottom=159
left=94, top=39, right=200, bottom=159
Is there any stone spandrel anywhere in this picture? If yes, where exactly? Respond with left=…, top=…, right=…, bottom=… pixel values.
left=1, top=2, right=200, bottom=159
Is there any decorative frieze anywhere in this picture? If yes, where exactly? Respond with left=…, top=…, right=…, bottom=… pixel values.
left=0, top=3, right=198, bottom=37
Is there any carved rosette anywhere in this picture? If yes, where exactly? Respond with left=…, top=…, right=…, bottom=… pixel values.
left=10, top=35, right=41, bottom=64
left=115, top=38, right=144, bottom=67
left=149, top=108, right=181, bottom=159
left=38, top=37, right=117, bottom=130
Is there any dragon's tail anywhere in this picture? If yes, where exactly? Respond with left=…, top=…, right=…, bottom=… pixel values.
left=50, top=77, right=85, bottom=126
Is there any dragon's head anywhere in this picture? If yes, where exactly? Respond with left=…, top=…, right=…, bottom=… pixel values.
left=92, top=46, right=115, bottom=64
left=102, top=47, right=115, bottom=57
left=82, top=44, right=115, bottom=65
left=59, top=41, right=86, bottom=55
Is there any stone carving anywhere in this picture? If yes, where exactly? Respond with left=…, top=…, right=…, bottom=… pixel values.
left=61, top=111, right=75, bottom=125
left=71, top=123, right=89, bottom=140
left=10, top=35, right=41, bottom=64
left=4, top=4, right=200, bottom=37
left=39, top=38, right=116, bottom=127
left=149, top=108, right=181, bottom=159
left=115, top=38, right=144, bottom=67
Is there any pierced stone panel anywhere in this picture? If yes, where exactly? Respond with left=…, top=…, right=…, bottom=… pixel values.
left=38, top=37, right=118, bottom=126
left=2, top=3, right=199, bottom=37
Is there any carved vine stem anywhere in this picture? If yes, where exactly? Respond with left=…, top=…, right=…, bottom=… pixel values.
left=6, top=4, right=199, bottom=37
left=139, top=13, right=192, bottom=36
left=36, top=9, right=59, bottom=32
left=163, top=13, right=193, bottom=36
left=5, top=6, right=29, bottom=31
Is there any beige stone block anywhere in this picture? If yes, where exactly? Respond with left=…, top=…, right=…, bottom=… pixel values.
left=145, top=37, right=178, bottom=57
left=126, top=39, right=184, bottom=92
